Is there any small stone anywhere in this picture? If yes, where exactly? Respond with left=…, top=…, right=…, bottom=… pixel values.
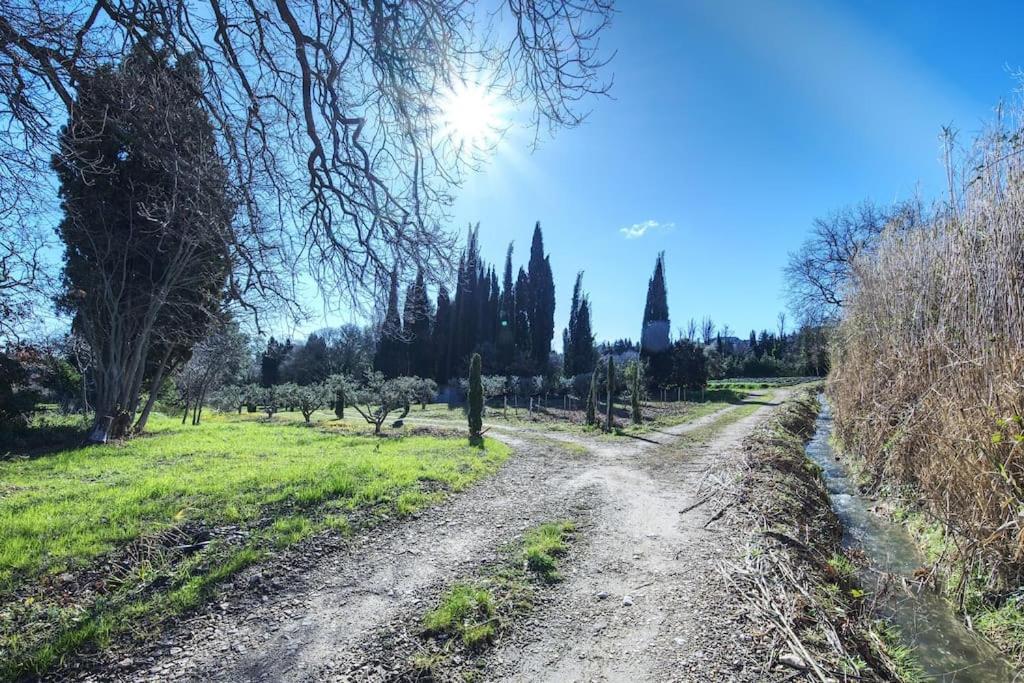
left=596, top=591, right=610, bottom=600
left=673, top=637, right=686, bottom=646
left=118, top=658, right=134, bottom=668
left=622, top=595, right=634, bottom=606
left=779, top=653, right=806, bottom=670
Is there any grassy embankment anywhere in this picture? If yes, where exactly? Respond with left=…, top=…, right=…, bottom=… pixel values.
left=733, top=389, right=923, bottom=681
left=0, top=411, right=508, bottom=680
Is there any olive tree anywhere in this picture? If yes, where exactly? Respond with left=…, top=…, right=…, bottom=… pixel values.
left=294, top=383, right=330, bottom=424
left=350, top=371, right=418, bottom=435
left=412, top=377, right=439, bottom=410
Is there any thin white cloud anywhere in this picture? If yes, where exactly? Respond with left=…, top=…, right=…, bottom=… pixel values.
left=619, top=219, right=675, bottom=240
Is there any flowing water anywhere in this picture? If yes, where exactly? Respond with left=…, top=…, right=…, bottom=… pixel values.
left=806, top=399, right=1018, bottom=682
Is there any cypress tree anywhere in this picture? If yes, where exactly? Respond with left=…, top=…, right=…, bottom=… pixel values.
left=373, top=272, right=404, bottom=378
left=468, top=352, right=483, bottom=442
left=586, top=368, right=597, bottom=426
left=433, top=285, right=452, bottom=383
left=528, top=223, right=555, bottom=372
left=451, top=225, right=483, bottom=371
left=402, top=269, right=433, bottom=377
left=605, top=356, right=615, bottom=432
left=498, top=244, right=516, bottom=372
left=631, top=362, right=642, bottom=424
left=574, top=298, right=596, bottom=374
left=513, top=267, right=532, bottom=368
left=563, top=272, right=583, bottom=376
left=640, top=252, right=672, bottom=387
left=334, top=383, right=346, bottom=419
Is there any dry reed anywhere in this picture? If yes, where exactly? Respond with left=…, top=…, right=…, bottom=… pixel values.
left=830, top=104, right=1024, bottom=597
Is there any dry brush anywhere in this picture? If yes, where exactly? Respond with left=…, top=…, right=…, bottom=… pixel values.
left=830, top=108, right=1024, bottom=606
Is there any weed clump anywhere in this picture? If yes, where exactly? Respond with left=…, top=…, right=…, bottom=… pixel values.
left=523, top=521, right=575, bottom=583
left=422, top=584, right=496, bottom=648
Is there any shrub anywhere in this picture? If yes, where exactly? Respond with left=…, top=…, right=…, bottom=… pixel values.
left=0, top=351, right=39, bottom=432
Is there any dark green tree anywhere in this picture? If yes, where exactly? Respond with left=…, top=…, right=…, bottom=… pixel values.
left=498, top=244, right=517, bottom=371
left=260, top=337, right=292, bottom=387
left=468, top=352, right=483, bottom=442
left=605, top=356, right=615, bottom=432
left=631, top=362, right=642, bottom=424
left=433, top=285, right=453, bottom=382
left=671, top=339, right=708, bottom=390
left=640, top=252, right=672, bottom=388
left=585, top=369, right=597, bottom=426
left=402, top=269, right=434, bottom=377
left=373, top=273, right=405, bottom=378
left=55, top=46, right=235, bottom=440
left=283, top=333, right=330, bottom=385
left=513, top=267, right=533, bottom=371
left=563, top=271, right=596, bottom=377
left=528, top=223, right=555, bottom=371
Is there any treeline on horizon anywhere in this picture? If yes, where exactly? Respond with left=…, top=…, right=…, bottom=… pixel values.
left=256, top=233, right=827, bottom=394
left=2, top=218, right=829, bottom=435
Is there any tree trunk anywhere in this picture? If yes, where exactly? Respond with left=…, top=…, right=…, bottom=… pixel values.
left=134, top=352, right=175, bottom=434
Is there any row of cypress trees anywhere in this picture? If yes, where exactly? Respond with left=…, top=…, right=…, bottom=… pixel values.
left=373, top=223, right=557, bottom=382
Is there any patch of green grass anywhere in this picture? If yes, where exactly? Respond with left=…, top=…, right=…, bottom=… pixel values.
left=522, top=520, right=575, bottom=583
left=826, top=553, right=856, bottom=581
left=870, top=621, right=927, bottom=683
left=417, top=519, right=577, bottom=671
left=422, top=584, right=497, bottom=648
left=0, top=412, right=510, bottom=680
left=976, top=598, right=1024, bottom=654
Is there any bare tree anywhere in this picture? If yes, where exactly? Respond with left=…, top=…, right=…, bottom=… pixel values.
left=700, top=316, right=715, bottom=346
left=2, top=0, right=614, bottom=310
left=784, top=200, right=921, bottom=323
left=0, top=223, right=47, bottom=342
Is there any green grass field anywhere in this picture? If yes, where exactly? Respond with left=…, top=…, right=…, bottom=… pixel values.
left=0, top=411, right=508, bottom=679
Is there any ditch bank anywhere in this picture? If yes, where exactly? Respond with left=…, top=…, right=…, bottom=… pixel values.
left=810, top=399, right=1018, bottom=681
left=726, top=389, right=913, bottom=681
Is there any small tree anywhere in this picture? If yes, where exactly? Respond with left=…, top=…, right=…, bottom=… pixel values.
left=468, top=353, right=483, bottom=442
left=350, top=371, right=417, bottom=435
left=258, top=385, right=281, bottom=418
left=412, top=377, right=439, bottom=409
left=630, top=361, right=642, bottom=425
left=605, top=356, right=615, bottom=433
left=275, top=383, right=301, bottom=412
left=295, top=383, right=329, bottom=424
left=585, top=370, right=597, bottom=426
left=209, top=385, right=246, bottom=414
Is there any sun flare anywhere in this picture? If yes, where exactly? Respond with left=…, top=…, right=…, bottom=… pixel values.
left=437, top=81, right=505, bottom=149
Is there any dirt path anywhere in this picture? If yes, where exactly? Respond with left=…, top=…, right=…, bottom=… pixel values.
left=71, top=393, right=785, bottom=682
left=478, top=394, right=787, bottom=683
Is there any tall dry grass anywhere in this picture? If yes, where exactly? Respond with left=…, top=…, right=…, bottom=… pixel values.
left=830, top=108, right=1024, bottom=599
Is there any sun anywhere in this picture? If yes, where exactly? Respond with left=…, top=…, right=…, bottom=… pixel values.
left=436, top=81, right=505, bottom=149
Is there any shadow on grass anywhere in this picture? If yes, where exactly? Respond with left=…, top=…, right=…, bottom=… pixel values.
left=1, top=422, right=90, bottom=461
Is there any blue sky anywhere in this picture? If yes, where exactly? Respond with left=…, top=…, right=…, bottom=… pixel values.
left=447, top=0, right=1024, bottom=343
